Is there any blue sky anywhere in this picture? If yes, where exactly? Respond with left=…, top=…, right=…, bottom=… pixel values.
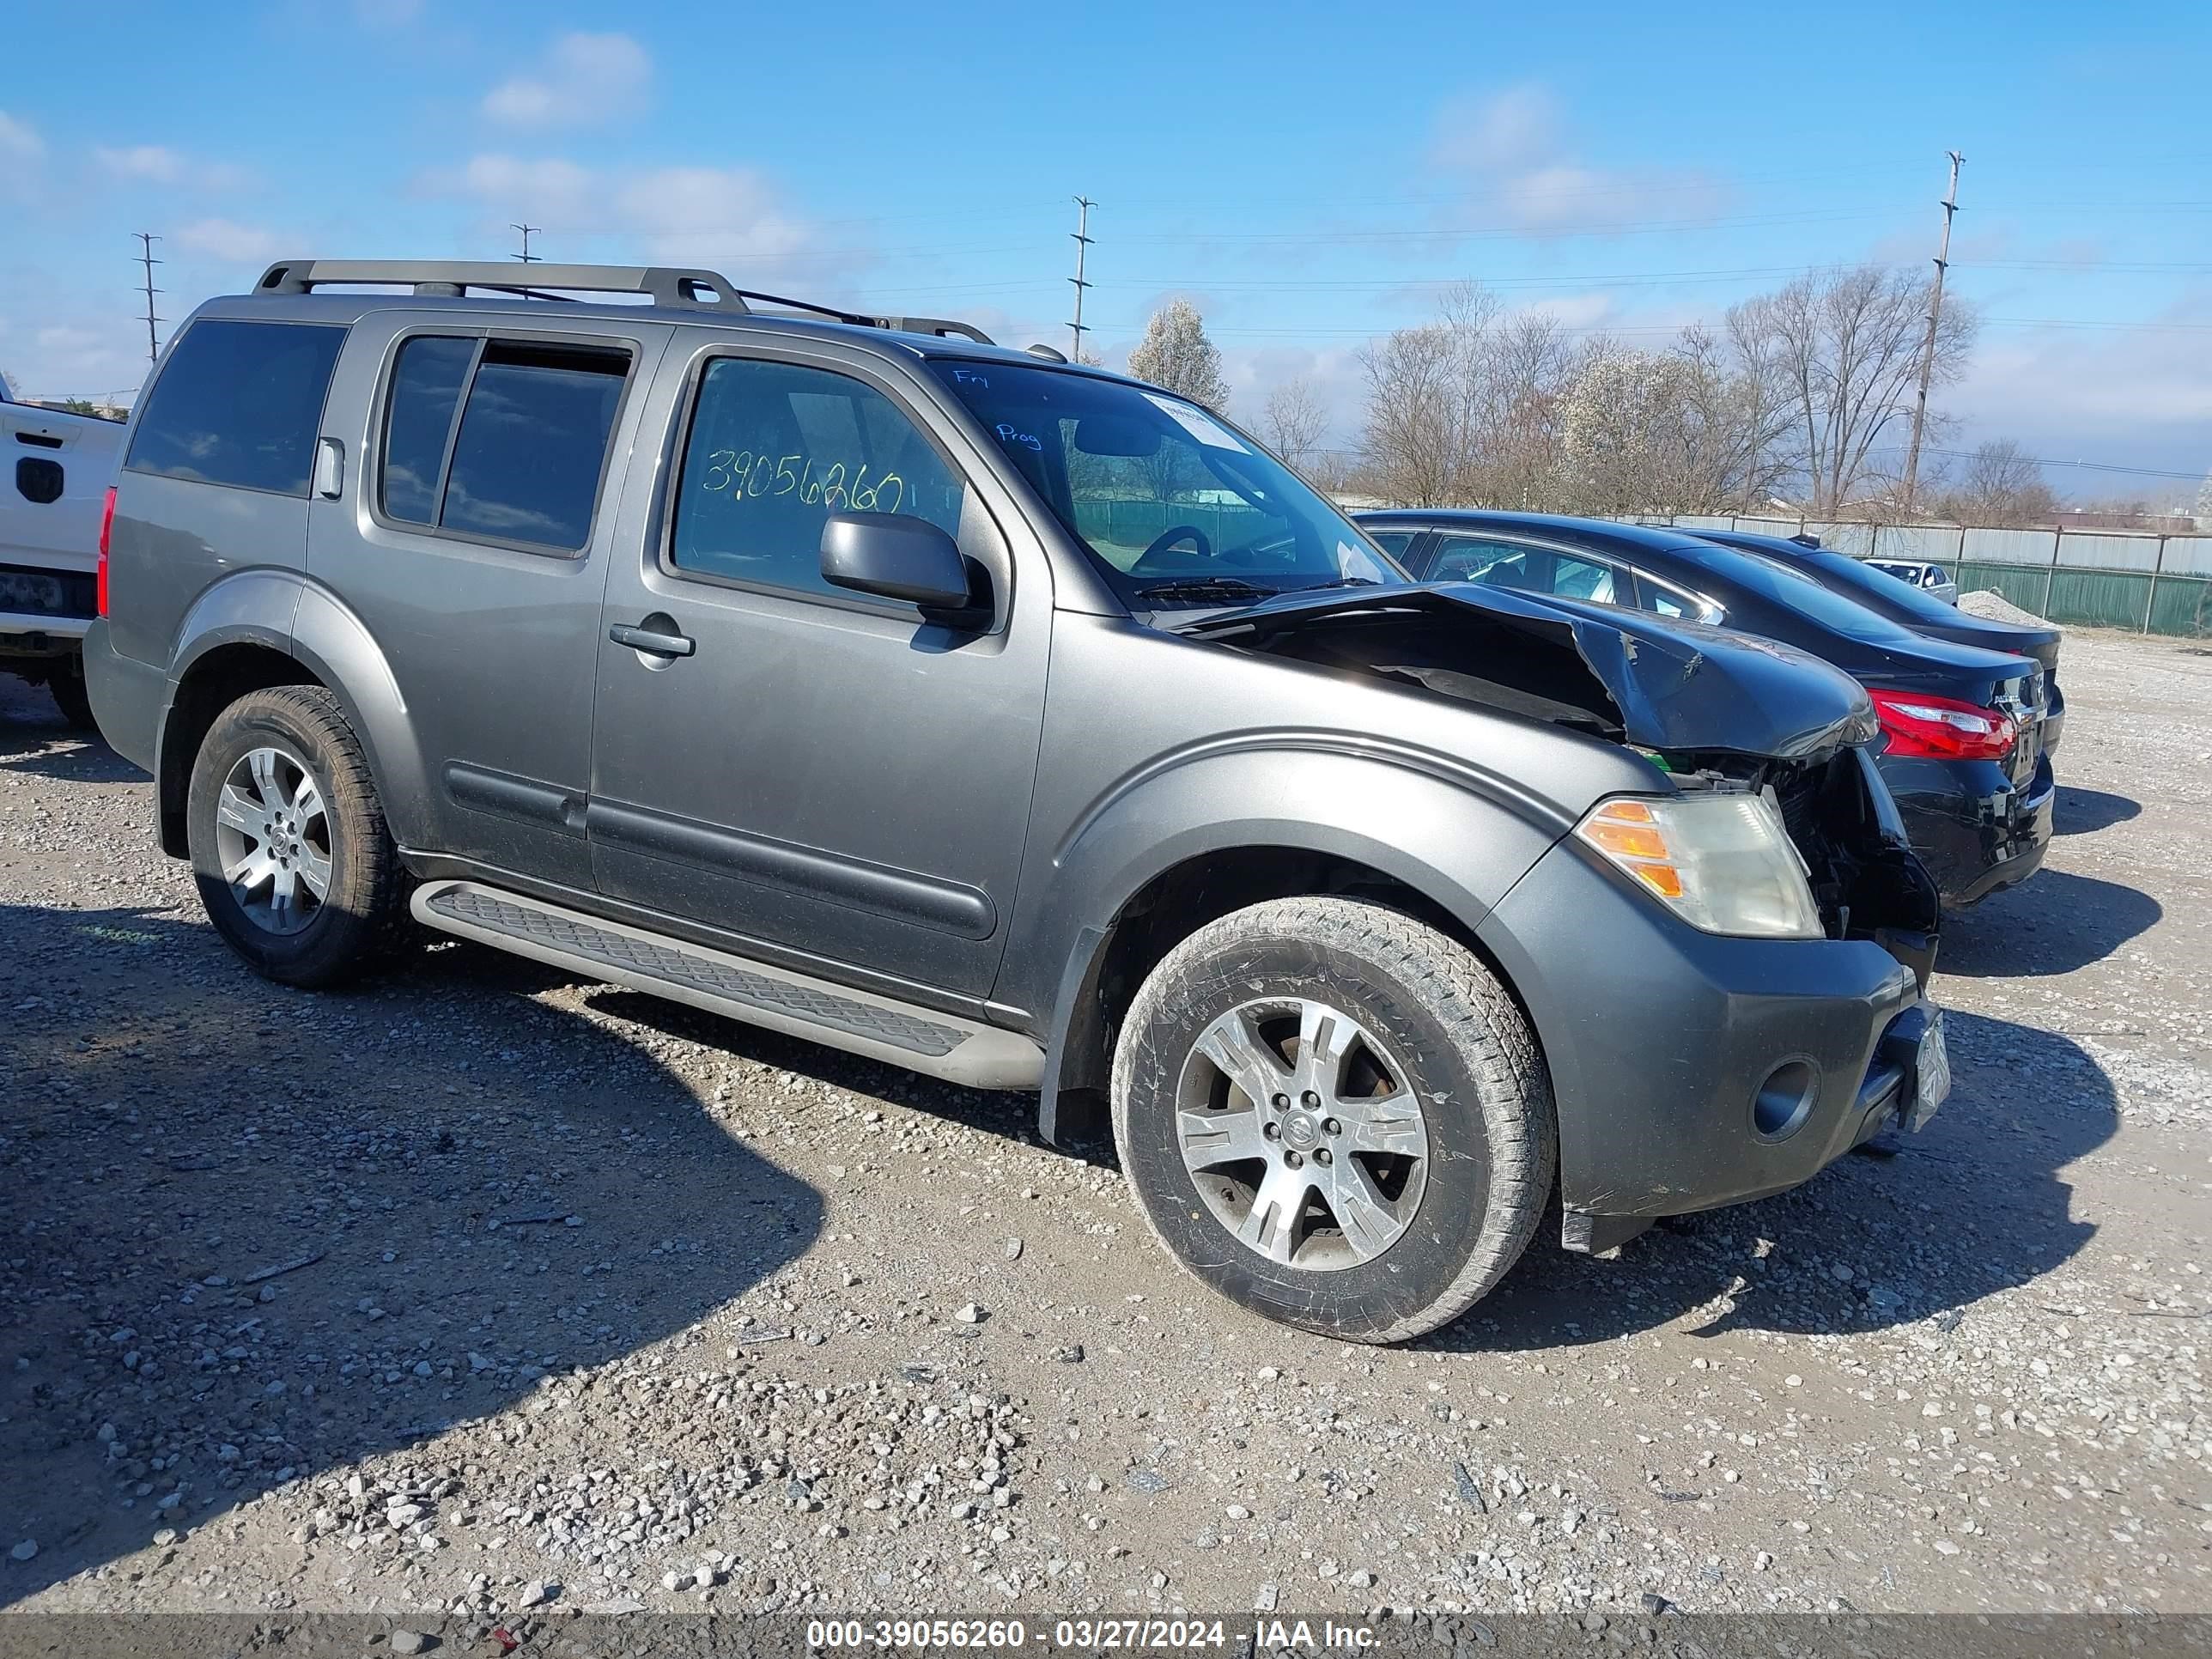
left=4, top=0, right=2208, bottom=500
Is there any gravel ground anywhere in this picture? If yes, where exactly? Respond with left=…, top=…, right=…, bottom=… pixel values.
left=1, top=629, right=2206, bottom=1638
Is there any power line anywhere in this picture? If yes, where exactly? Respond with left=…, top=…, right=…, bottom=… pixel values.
left=511, top=223, right=541, bottom=264
left=1067, top=197, right=1095, bottom=363
left=134, top=232, right=163, bottom=364
left=1904, top=150, right=1965, bottom=506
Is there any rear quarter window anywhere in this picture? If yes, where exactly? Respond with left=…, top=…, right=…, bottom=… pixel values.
left=375, top=337, right=630, bottom=554
left=125, top=319, right=347, bottom=495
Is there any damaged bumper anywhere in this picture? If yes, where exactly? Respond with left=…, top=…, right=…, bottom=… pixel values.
left=1477, top=834, right=1945, bottom=1253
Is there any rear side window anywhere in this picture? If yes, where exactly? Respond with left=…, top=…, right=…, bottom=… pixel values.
left=378, top=336, right=629, bottom=553
left=126, top=319, right=346, bottom=495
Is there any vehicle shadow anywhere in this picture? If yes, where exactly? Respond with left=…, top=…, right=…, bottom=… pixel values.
left=1934, top=869, right=2161, bottom=979
left=0, top=678, right=145, bottom=785
left=1420, top=1009, right=2113, bottom=1354
left=2054, top=787, right=2141, bottom=836
left=0, top=902, right=823, bottom=1607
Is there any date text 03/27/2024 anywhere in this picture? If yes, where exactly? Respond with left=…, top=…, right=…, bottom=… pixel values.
left=805, top=1618, right=1382, bottom=1651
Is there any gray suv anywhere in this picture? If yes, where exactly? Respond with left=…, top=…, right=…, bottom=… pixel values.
left=85, top=259, right=1950, bottom=1343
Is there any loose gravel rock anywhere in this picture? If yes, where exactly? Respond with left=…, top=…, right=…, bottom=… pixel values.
left=1, top=634, right=2207, bottom=1620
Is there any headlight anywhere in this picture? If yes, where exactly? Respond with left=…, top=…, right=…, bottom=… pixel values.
left=1574, top=793, right=1823, bottom=939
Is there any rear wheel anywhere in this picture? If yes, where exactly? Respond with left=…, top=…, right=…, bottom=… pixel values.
left=47, top=657, right=95, bottom=729
left=185, top=685, right=405, bottom=987
left=1111, top=896, right=1554, bottom=1343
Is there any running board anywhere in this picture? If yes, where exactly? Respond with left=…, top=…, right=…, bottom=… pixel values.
left=410, top=879, right=1043, bottom=1091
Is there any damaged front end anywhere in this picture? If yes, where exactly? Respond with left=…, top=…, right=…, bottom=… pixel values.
left=1182, top=582, right=1941, bottom=981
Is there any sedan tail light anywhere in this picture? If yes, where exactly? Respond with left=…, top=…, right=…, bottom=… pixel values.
left=1869, top=688, right=2016, bottom=762
left=97, top=484, right=116, bottom=617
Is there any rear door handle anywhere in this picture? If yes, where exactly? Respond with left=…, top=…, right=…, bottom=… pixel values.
left=609, top=622, right=696, bottom=658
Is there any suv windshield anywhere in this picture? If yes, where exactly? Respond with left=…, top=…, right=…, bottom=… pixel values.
left=927, top=360, right=1404, bottom=605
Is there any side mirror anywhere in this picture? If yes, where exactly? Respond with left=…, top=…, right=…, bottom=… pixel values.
left=820, top=511, right=977, bottom=615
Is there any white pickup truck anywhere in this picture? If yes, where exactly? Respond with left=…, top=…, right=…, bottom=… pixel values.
left=1, top=371, right=125, bottom=726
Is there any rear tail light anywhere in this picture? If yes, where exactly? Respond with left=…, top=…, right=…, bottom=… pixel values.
left=1869, top=688, right=2016, bottom=762
left=96, top=485, right=116, bottom=617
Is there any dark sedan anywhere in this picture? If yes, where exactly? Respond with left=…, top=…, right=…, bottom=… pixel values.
left=1690, top=528, right=2063, bottom=753
left=1358, top=509, right=2055, bottom=908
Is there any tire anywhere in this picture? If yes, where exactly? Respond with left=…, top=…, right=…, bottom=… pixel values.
left=185, top=685, right=407, bottom=988
left=47, top=658, right=95, bottom=729
left=1111, top=896, right=1555, bottom=1344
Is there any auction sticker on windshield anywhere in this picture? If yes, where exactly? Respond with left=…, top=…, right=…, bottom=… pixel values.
left=1143, top=392, right=1250, bottom=453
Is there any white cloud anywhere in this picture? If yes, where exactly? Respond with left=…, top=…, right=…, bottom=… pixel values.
left=175, top=218, right=291, bottom=265
left=0, top=110, right=41, bottom=160
left=1948, top=298, right=2212, bottom=483
left=93, top=143, right=251, bottom=192
left=483, top=32, right=651, bottom=130
left=1431, top=83, right=1559, bottom=173
left=94, top=144, right=186, bottom=183
left=1428, top=83, right=1729, bottom=236
left=425, top=153, right=816, bottom=273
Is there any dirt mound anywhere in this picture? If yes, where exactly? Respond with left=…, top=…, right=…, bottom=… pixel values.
left=1959, top=587, right=2057, bottom=629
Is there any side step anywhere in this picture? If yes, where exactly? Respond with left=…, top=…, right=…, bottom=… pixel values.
left=411, top=879, right=1043, bottom=1091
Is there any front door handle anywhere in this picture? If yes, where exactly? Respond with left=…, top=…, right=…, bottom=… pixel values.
left=610, top=622, right=696, bottom=658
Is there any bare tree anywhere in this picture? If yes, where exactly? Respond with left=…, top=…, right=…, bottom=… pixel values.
left=1127, top=299, right=1228, bottom=410
left=1355, top=283, right=1577, bottom=507
left=1356, top=314, right=1475, bottom=507
left=1261, top=376, right=1329, bottom=474
left=1672, top=319, right=1801, bottom=512
left=1729, top=265, right=1978, bottom=514
left=1936, top=439, right=2059, bottom=527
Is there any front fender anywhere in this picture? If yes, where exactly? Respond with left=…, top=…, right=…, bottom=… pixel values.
left=1011, top=741, right=1567, bottom=1140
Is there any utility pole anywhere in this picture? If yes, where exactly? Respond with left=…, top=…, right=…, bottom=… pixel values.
left=511, top=223, right=541, bottom=264
left=1067, top=197, right=1094, bottom=364
left=135, top=232, right=163, bottom=364
left=1902, top=151, right=1963, bottom=509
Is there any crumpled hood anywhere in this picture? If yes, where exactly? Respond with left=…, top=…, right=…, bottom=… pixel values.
left=1179, top=580, right=1879, bottom=760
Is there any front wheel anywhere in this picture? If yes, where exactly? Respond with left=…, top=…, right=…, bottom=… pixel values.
left=1111, top=896, right=1555, bottom=1344
left=185, top=685, right=406, bottom=988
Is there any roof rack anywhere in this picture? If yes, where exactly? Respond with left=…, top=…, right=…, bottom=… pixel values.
left=252, top=259, right=996, bottom=343
left=256, top=259, right=744, bottom=310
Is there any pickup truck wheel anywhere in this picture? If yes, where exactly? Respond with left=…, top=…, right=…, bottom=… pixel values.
left=1112, top=896, right=1554, bottom=1344
left=185, top=686, right=405, bottom=988
left=47, top=659, right=96, bottom=729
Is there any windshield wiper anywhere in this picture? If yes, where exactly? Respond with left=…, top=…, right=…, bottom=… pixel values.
left=1300, top=576, right=1385, bottom=591
left=1132, top=577, right=1282, bottom=605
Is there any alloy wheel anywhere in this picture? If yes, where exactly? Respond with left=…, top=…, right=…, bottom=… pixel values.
left=212, top=745, right=333, bottom=936
left=1175, top=997, right=1431, bottom=1271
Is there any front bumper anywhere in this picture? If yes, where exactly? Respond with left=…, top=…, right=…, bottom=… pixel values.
left=1883, top=750, right=2055, bottom=908
left=1477, top=838, right=1937, bottom=1243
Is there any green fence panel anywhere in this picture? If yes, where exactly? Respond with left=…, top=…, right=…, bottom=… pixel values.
left=1954, top=562, right=2052, bottom=612
left=2148, top=574, right=2212, bottom=639
left=2046, top=569, right=2153, bottom=630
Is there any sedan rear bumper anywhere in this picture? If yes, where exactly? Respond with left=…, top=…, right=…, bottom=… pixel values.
left=1884, top=750, right=2055, bottom=908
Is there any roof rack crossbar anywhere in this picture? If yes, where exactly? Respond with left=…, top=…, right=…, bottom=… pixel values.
left=255, top=259, right=749, bottom=312
left=252, top=260, right=998, bottom=343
